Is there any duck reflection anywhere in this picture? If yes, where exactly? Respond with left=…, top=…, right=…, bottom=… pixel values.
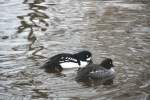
left=76, top=79, right=114, bottom=87
left=17, top=0, right=49, bottom=57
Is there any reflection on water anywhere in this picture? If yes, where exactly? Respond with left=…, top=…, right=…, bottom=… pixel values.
left=0, top=0, right=150, bottom=99
left=17, top=0, right=49, bottom=57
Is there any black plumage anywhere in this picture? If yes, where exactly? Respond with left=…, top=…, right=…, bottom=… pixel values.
left=76, top=58, right=115, bottom=81
left=42, top=51, right=92, bottom=73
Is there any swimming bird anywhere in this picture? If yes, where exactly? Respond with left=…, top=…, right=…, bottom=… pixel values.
left=42, top=51, right=92, bottom=73
left=76, top=58, right=115, bottom=82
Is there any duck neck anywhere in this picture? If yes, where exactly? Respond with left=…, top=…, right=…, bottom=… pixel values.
left=100, top=63, right=111, bottom=69
left=72, top=54, right=81, bottom=65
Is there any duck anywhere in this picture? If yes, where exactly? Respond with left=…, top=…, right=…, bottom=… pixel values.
left=75, top=58, right=115, bottom=82
left=42, top=51, right=93, bottom=73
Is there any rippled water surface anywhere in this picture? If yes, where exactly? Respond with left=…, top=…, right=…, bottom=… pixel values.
left=0, top=0, right=150, bottom=99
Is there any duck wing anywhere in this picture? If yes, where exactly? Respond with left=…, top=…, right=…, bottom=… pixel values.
left=88, top=67, right=115, bottom=80
left=49, top=53, right=71, bottom=61
left=76, top=64, right=97, bottom=81
left=42, top=53, right=72, bottom=68
left=59, top=55, right=77, bottom=63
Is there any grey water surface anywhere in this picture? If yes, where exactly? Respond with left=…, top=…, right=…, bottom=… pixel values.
left=0, top=0, right=150, bottom=99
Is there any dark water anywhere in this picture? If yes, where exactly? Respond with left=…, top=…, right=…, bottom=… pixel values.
left=0, top=0, right=150, bottom=99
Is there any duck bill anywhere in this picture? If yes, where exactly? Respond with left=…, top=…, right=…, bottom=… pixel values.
left=89, top=60, right=93, bottom=64
left=112, top=64, right=115, bottom=67
left=86, top=57, right=93, bottom=64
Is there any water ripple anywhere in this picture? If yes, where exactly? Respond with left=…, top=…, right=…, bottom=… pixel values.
left=0, top=0, right=150, bottom=99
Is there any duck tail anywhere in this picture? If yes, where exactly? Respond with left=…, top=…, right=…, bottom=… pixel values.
left=40, top=61, right=63, bottom=73
left=40, top=62, right=48, bottom=69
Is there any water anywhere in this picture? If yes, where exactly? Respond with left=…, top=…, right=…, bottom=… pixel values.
left=0, top=0, right=150, bottom=99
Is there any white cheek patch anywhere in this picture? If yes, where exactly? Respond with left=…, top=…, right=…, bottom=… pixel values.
left=86, top=57, right=91, bottom=61
left=60, top=62, right=80, bottom=68
left=80, top=61, right=88, bottom=68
